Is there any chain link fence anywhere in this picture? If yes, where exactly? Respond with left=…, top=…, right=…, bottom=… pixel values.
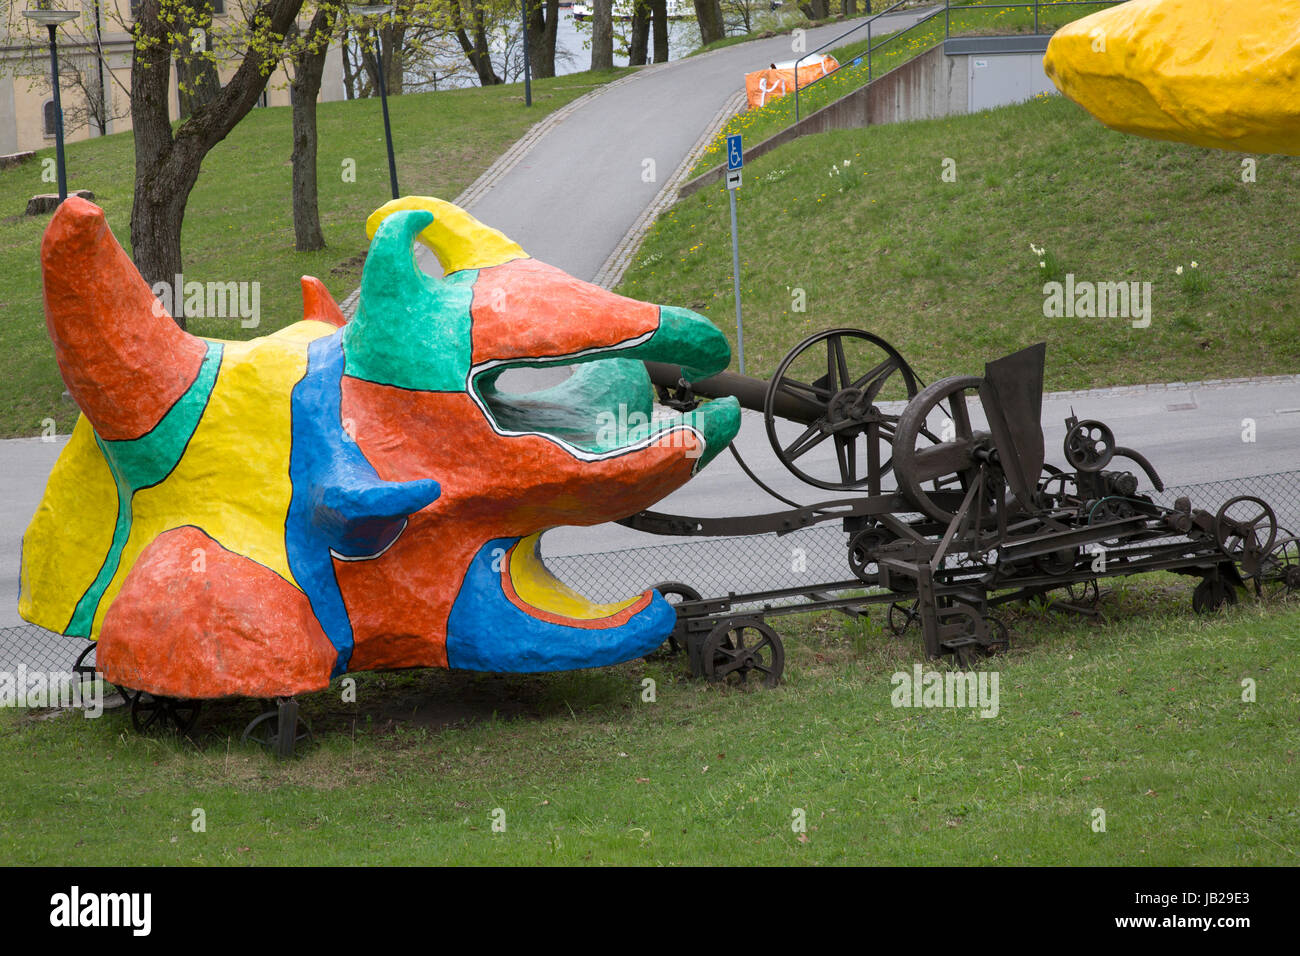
left=2, top=470, right=1296, bottom=676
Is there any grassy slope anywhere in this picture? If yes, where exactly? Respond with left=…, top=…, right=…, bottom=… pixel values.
left=624, top=94, right=1300, bottom=390
left=0, top=69, right=629, bottom=438
left=690, top=2, right=1117, bottom=179
left=1, top=584, right=1296, bottom=864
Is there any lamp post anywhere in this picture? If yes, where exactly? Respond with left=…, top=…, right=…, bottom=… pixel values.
left=353, top=3, right=399, bottom=200
left=520, top=0, right=532, bottom=107
left=24, top=1, right=80, bottom=202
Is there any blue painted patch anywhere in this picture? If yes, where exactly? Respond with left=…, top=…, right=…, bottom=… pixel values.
left=287, top=332, right=441, bottom=674
left=446, top=537, right=675, bottom=672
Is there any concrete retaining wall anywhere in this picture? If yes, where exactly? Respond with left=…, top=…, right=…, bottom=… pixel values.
left=681, top=35, right=1053, bottom=198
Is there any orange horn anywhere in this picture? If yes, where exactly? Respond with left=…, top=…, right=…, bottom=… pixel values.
left=40, top=197, right=207, bottom=442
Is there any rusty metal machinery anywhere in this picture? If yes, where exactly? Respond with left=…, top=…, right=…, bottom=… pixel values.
left=635, top=331, right=1297, bottom=684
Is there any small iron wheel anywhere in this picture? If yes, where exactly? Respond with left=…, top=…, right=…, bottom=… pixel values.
left=1258, top=536, right=1300, bottom=597
left=130, top=693, right=201, bottom=735
left=650, top=581, right=701, bottom=654
left=847, top=528, right=889, bottom=584
left=242, top=704, right=314, bottom=754
left=71, top=642, right=97, bottom=680
left=701, top=619, right=784, bottom=687
left=1064, top=419, right=1116, bottom=472
left=1192, top=576, right=1239, bottom=615
left=887, top=600, right=920, bottom=637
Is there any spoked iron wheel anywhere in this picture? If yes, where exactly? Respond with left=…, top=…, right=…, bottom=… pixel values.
left=1257, top=536, right=1300, bottom=599
left=1215, top=496, right=1278, bottom=575
left=701, top=619, right=785, bottom=688
left=242, top=700, right=314, bottom=758
left=130, top=693, right=201, bottom=735
left=763, top=329, right=919, bottom=492
left=892, top=375, right=998, bottom=525
left=887, top=600, right=920, bottom=637
left=649, top=581, right=702, bottom=655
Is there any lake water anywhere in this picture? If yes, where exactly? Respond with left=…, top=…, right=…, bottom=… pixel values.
left=431, top=9, right=707, bottom=89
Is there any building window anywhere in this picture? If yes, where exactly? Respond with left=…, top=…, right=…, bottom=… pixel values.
left=211, top=0, right=225, bottom=14
left=43, top=99, right=57, bottom=137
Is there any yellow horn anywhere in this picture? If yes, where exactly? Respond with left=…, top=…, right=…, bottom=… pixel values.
left=365, top=196, right=528, bottom=274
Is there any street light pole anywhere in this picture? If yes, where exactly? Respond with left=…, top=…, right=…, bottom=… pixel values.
left=354, top=4, right=399, bottom=200
left=520, top=0, right=532, bottom=106
left=24, top=3, right=79, bottom=202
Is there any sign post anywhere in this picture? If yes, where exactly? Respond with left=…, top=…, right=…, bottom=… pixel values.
left=725, top=133, right=746, bottom=374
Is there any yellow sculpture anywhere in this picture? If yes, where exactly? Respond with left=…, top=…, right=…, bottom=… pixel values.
left=1044, top=0, right=1300, bottom=155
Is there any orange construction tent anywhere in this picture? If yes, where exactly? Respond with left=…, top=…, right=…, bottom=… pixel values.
left=744, top=54, right=841, bottom=109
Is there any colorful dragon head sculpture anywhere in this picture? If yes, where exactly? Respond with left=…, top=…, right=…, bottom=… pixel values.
left=20, top=196, right=740, bottom=699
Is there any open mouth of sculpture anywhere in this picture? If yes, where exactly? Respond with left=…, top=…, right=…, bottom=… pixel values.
left=470, top=355, right=734, bottom=460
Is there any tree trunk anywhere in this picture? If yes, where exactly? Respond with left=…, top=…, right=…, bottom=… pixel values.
left=290, top=3, right=339, bottom=253
left=591, top=0, right=613, bottom=71
left=650, top=0, right=668, bottom=63
left=692, top=0, right=724, bottom=46
left=452, top=0, right=502, bottom=85
left=129, top=0, right=306, bottom=319
left=800, top=0, right=829, bottom=20
left=526, top=0, right=561, bottom=79
left=629, top=0, right=650, bottom=66
left=384, top=22, right=406, bottom=95
left=845, top=0, right=858, bottom=15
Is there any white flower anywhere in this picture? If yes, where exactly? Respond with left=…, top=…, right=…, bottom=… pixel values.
left=1190, top=261, right=1198, bottom=269
left=1039, top=261, right=1046, bottom=268
left=1176, top=265, right=1184, bottom=275
left=843, top=159, right=851, bottom=167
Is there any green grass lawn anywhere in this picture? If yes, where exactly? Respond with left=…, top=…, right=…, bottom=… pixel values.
left=626, top=94, right=1300, bottom=390
left=1, top=580, right=1295, bottom=864
left=0, top=69, right=629, bottom=438
left=690, top=1, right=1118, bottom=179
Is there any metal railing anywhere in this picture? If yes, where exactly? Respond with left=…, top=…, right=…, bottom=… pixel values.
left=793, top=0, right=1127, bottom=122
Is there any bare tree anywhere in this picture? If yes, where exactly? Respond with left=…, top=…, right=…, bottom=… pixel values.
left=57, top=54, right=131, bottom=137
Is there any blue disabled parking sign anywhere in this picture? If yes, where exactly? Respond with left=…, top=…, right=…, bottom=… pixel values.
left=727, top=134, right=743, bottom=170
